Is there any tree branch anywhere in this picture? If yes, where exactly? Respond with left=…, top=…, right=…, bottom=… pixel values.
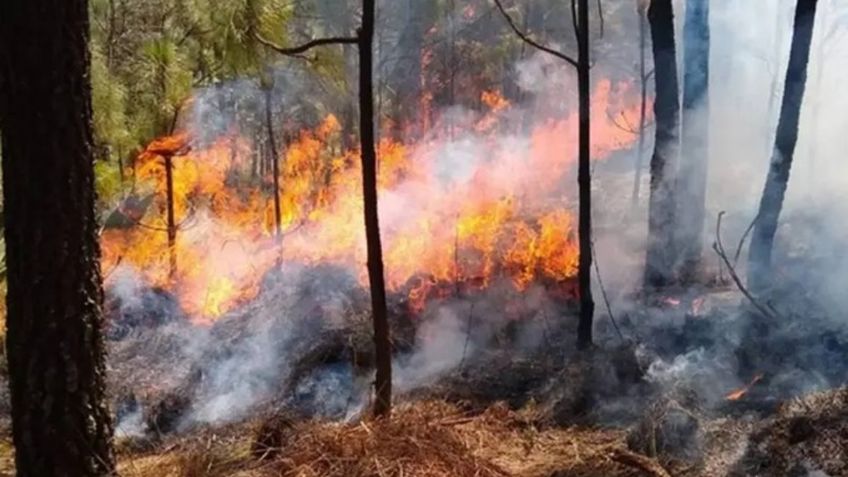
left=492, top=0, right=578, bottom=67
left=713, top=211, right=782, bottom=321
left=597, top=0, right=605, bottom=38
left=256, top=32, right=358, bottom=57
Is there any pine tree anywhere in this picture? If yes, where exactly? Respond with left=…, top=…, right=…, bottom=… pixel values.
left=0, top=0, right=116, bottom=474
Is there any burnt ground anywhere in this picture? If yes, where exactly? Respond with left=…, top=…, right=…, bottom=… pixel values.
left=1, top=247, right=848, bottom=475
left=95, top=261, right=848, bottom=475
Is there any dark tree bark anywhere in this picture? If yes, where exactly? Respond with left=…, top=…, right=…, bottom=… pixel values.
left=675, top=0, right=711, bottom=281
left=644, top=0, right=681, bottom=288
left=576, top=0, right=595, bottom=350
left=631, top=1, right=649, bottom=205
left=164, top=154, right=177, bottom=277
left=264, top=86, right=282, bottom=238
left=0, top=0, right=116, bottom=474
left=118, top=147, right=126, bottom=184
left=360, top=0, right=392, bottom=418
left=748, top=0, right=818, bottom=294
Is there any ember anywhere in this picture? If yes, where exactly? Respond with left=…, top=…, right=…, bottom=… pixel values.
left=726, top=374, right=764, bottom=401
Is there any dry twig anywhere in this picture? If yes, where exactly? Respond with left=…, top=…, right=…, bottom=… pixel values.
left=609, top=448, right=672, bottom=477
left=712, top=211, right=781, bottom=321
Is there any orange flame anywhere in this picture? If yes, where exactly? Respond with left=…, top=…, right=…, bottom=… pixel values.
left=726, top=374, right=764, bottom=401
left=101, top=80, right=643, bottom=322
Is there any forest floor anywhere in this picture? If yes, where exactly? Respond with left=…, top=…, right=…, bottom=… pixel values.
left=65, top=385, right=848, bottom=477
left=0, top=386, right=845, bottom=476
left=111, top=401, right=649, bottom=477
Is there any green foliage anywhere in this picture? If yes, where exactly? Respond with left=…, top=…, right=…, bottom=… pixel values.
left=94, top=160, right=124, bottom=209
left=90, top=44, right=130, bottom=156
left=86, top=0, right=294, bottom=208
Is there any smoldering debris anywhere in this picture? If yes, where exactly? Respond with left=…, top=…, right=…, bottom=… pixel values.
left=105, top=266, right=186, bottom=340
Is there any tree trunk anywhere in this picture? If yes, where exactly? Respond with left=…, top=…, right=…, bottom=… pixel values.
left=576, top=0, right=595, bottom=350
left=675, top=0, right=711, bottom=281
left=644, top=0, right=681, bottom=288
left=748, top=0, right=818, bottom=294
left=631, top=1, right=648, bottom=205
left=0, top=0, right=116, bottom=474
left=165, top=154, right=177, bottom=278
left=359, top=0, right=392, bottom=418
left=264, top=87, right=282, bottom=238
left=118, top=146, right=126, bottom=184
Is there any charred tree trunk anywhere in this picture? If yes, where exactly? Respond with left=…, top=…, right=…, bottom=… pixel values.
left=675, top=0, right=710, bottom=281
left=264, top=87, right=282, bottom=238
left=0, top=0, right=116, bottom=474
left=164, top=154, right=177, bottom=278
left=748, top=0, right=818, bottom=294
left=631, top=1, right=649, bottom=205
left=644, top=0, right=681, bottom=288
left=576, top=0, right=595, bottom=350
left=359, top=0, right=392, bottom=418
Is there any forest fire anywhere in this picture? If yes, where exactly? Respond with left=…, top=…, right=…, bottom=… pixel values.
left=101, top=81, right=642, bottom=321
left=8, top=0, right=848, bottom=474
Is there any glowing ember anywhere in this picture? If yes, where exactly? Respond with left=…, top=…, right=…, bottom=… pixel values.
left=725, top=374, right=764, bottom=401
left=101, top=80, right=644, bottom=322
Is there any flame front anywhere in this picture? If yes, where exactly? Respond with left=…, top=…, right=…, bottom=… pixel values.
left=101, top=80, right=644, bottom=322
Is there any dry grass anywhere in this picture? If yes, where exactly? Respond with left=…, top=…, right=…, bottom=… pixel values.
left=271, top=401, right=509, bottom=477
left=113, top=399, right=675, bottom=477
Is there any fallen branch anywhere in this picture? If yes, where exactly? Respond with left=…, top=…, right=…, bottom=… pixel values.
left=712, top=211, right=781, bottom=321
left=609, top=448, right=672, bottom=477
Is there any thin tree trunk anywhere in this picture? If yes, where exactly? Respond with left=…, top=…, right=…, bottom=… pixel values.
left=644, top=0, right=681, bottom=288
left=632, top=2, right=648, bottom=205
left=118, top=146, right=125, bottom=184
left=748, top=0, right=818, bottom=294
left=164, top=154, right=177, bottom=278
left=576, top=0, right=594, bottom=350
left=675, top=0, right=711, bottom=281
left=360, top=0, right=392, bottom=418
left=264, top=87, right=282, bottom=237
left=0, top=0, right=116, bottom=474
